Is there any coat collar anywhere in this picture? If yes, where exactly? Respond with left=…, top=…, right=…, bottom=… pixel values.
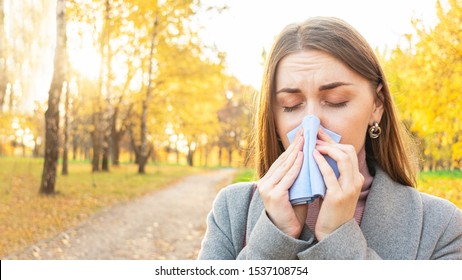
left=247, top=166, right=423, bottom=259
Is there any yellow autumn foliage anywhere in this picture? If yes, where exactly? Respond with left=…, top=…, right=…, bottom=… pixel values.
left=383, top=0, right=462, bottom=171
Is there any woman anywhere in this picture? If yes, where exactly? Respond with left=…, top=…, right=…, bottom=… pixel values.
left=198, top=17, right=462, bottom=259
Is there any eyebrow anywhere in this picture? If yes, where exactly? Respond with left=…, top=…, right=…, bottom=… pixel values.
left=275, top=87, right=302, bottom=94
left=318, top=81, right=352, bottom=91
left=276, top=81, right=352, bottom=94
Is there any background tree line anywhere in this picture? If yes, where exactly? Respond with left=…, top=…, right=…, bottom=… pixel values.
left=0, top=0, right=461, bottom=194
left=382, top=0, right=462, bottom=171
left=0, top=0, right=255, bottom=194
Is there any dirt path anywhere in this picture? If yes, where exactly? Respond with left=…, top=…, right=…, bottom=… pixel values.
left=5, top=168, right=236, bottom=260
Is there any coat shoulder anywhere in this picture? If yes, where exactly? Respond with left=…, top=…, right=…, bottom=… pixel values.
left=419, top=192, right=461, bottom=226
left=418, top=192, right=462, bottom=259
left=211, top=182, right=256, bottom=217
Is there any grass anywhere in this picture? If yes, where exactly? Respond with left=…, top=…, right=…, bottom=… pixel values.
left=0, top=157, right=203, bottom=258
left=418, top=169, right=462, bottom=179
left=417, top=170, right=462, bottom=208
left=232, top=168, right=256, bottom=184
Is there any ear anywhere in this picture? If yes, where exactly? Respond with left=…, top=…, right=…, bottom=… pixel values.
left=369, top=83, right=385, bottom=125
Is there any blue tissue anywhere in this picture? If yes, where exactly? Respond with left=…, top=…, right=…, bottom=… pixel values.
left=286, top=115, right=341, bottom=205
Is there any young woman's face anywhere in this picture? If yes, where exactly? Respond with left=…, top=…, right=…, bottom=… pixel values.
left=273, top=50, right=383, bottom=153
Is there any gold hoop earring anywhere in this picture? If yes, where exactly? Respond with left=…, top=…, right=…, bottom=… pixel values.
left=369, top=122, right=382, bottom=139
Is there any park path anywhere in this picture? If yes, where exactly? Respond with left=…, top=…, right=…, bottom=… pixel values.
left=5, top=168, right=236, bottom=260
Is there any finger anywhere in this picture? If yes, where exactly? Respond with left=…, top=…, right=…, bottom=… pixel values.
left=276, top=150, right=304, bottom=191
left=314, top=144, right=353, bottom=177
left=264, top=128, right=303, bottom=179
left=315, top=144, right=362, bottom=193
left=317, top=127, right=336, bottom=144
left=332, top=144, right=363, bottom=187
left=313, top=149, right=340, bottom=191
left=260, top=131, right=304, bottom=193
left=316, top=141, right=360, bottom=174
left=267, top=135, right=304, bottom=186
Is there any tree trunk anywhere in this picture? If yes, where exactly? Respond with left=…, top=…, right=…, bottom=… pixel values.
left=84, top=146, right=90, bottom=161
left=21, top=140, right=25, bottom=157
left=40, top=0, right=66, bottom=195
left=228, top=147, right=232, bottom=166
left=101, top=126, right=111, bottom=172
left=0, top=0, right=7, bottom=112
left=138, top=14, right=158, bottom=174
left=100, top=127, right=110, bottom=171
left=135, top=151, right=140, bottom=164
left=33, top=140, right=40, bottom=157
left=91, top=108, right=101, bottom=172
left=72, top=135, right=78, bottom=160
left=101, top=0, right=111, bottom=172
left=110, top=103, right=132, bottom=166
left=205, top=145, right=209, bottom=167
left=7, top=82, right=13, bottom=111
left=110, top=108, right=120, bottom=166
left=175, top=148, right=180, bottom=165
left=187, top=149, right=194, bottom=167
left=129, top=128, right=140, bottom=165
left=218, top=145, right=223, bottom=166
left=111, top=136, right=120, bottom=165
left=62, top=81, right=70, bottom=175
left=102, top=151, right=109, bottom=170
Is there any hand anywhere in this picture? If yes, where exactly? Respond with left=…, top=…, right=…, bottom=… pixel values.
left=257, top=128, right=307, bottom=238
left=313, top=128, right=365, bottom=241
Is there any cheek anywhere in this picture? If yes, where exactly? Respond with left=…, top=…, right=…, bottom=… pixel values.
left=338, top=128, right=367, bottom=152
left=324, top=116, right=369, bottom=152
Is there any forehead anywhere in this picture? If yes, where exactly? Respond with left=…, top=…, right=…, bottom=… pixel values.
left=276, top=50, right=359, bottom=85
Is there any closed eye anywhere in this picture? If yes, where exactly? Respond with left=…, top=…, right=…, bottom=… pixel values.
left=325, top=101, right=348, bottom=108
left=282, top=103, right=303, bottom=112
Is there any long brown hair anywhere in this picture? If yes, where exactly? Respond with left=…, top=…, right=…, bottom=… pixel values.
left=252, top=17, right=418, bottom=187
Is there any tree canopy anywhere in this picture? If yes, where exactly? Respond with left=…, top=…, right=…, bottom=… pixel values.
left=383, top=0, right=462, bottom=170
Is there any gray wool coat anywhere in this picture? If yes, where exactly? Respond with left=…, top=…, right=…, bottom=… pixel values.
left=198, top=167, right=462, bottom=259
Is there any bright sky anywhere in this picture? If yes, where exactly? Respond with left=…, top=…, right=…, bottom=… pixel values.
left=199, top=0, right=440, bottom=89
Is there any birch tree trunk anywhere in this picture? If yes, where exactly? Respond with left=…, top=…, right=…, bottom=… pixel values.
left=0, top=0, right=7, bottom=112
left=62, top=81, right=70, bottom=175
left=138, top=14, right=158, bottom=174
left=40, top=0, right=67, bottom=194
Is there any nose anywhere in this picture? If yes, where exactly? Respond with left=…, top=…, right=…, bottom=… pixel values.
left=303, top=101, right=319, bottom=117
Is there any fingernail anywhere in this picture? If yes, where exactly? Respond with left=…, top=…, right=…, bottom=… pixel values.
left=313, top=149, right=321, bottom=156
left=299, top=128, right=304, bottom=136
